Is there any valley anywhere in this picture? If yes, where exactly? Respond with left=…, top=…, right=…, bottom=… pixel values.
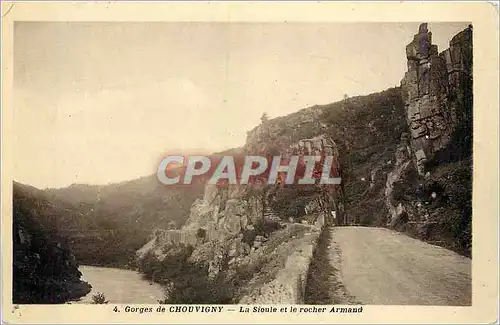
left=12, top=23, right=473, bottom=306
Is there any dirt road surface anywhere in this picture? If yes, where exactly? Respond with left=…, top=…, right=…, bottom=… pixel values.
left=331, top=226, right=471, bottom=305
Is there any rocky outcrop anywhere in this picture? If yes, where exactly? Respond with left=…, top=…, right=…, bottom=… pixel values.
left=385, top=136, right=413, bottom=227
left=316, top=87, right=408, bottom=226
left=238, top=228, right=319, bottom=304
left=136, top=131, right=343, bottom=302
left=288, top=135, right=344, bottom=217
left=13, top=182, right=91, bottom=304
left=137, top=183, right=266, bottom=262
left=287, top=135, right=340, bottom=157
left=385, top=24, right=473, bottom=255
left=137, top=24, right=473, bottom=303
left=401, top=23, right=472, bottom=175
left=138, top=132, right=344, bottom=259
left=245, top=108, right=327, bottom=154
left=267, top=135, right=345, bottom=225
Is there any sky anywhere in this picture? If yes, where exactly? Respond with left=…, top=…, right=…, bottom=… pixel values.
left=13, top=22, right=470, bottom=189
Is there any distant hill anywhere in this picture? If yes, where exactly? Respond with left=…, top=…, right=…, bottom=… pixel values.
left=43, top=174, right=204, bottom=267
left=47, top=174, right=204, bottom=229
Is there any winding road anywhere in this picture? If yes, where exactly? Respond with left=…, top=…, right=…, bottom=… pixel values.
left=331, top=226, right=472, bottom=306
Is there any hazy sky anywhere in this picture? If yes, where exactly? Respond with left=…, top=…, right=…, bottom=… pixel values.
left=14, top=22, right=469, bottom=189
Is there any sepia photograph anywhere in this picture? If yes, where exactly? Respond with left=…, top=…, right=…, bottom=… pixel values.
left=1, top=2, right=498, bottom=324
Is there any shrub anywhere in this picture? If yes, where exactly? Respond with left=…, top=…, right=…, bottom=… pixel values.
left=242, top=229, right=257, bottom=246
left=255, top=219, right=282, bottom=235
left=196, top=228, right=206, bottom=239
left=91, top=293, right=108, bottom=304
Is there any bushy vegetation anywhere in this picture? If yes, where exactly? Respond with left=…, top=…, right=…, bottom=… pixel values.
left=304, top=226, right=357, bottom=305
left=91, top=292, right=108, bottom=304
left=249, top=88, right=406, bottom=226
left=304, top=227, right=336, bottom=304
left=137, top=244, right=234, bottom=304
left=427, top=160, right=472, bottom=256
left=320, top=88, right=407, bottom=225
left=242, top=218, right=283, bottom=246
left=137, top=222, right=300, bottom=304
left=393, top=158, right=472, bottom=257
left=248, top=84, right=471, bottom=256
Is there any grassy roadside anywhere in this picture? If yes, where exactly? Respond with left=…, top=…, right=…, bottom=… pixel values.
left=304, top=226, right=357, bottom=304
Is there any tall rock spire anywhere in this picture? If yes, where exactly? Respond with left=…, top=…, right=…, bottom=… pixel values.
left=401, top=23, right=473, bottom=175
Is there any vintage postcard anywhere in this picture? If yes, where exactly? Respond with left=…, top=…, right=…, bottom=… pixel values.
left=1, top=1, right=498, bottom=324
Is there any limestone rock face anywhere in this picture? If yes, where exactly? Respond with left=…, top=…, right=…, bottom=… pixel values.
left=137, top=182, right=266, bottom=261
left=252, top=134, right=345, bottom=226
left=401, top=23, right=472, bottom=175
left=385, top=136, right=414, bottom=226
left=384, top=24, right=473, bottom=256
left=137, top=134, right=343, bottom=284
left=287, top=135, right=340, bottom=158
left=276, top=135, right=344, bottom=225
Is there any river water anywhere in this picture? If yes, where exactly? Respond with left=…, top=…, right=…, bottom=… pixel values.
left=73, top=265, right=165, bottom=304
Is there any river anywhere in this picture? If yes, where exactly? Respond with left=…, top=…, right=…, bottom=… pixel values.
left=73, top=265, right=165, bottom=304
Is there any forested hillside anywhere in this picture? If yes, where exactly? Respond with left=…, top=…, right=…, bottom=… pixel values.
left=44, top=176, right=204, bottom=267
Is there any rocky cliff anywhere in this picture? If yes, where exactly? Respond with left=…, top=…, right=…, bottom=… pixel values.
left=137, top=23, right=473, bottom=303
left=136, top=134, right=341, bottom=303
left=13, top=182, right=91, bottom=304
left=401, top=23, right=473, bottom=174
left=385, top=23, right=472, bottom=256
left=137, top=134, right=343, bottom=255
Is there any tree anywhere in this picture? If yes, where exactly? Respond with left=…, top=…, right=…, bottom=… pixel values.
left=260, top=112, right=269, bottom=124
